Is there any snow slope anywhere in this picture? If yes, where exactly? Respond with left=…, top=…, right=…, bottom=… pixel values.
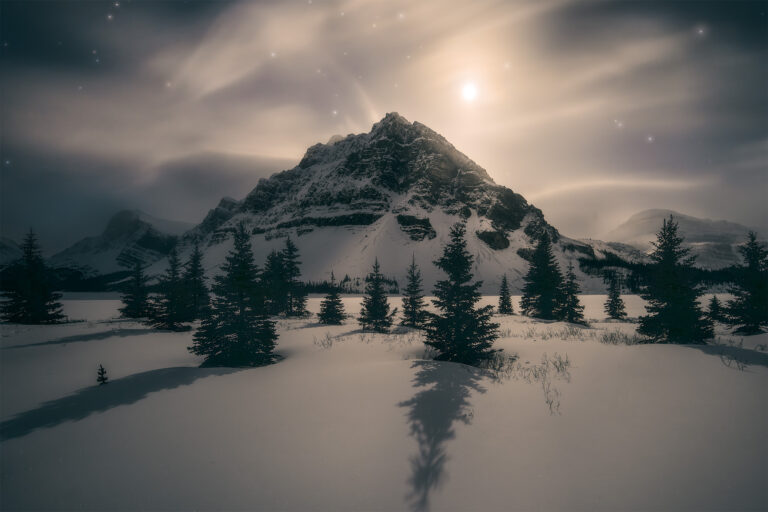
left=605, top=209, right=758, bottom=269
left=1, top=296, right=765, bottom=511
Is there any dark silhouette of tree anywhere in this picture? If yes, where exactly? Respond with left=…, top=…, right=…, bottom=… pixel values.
left=318, top=271, right=346, bottom=325
left=497, top=274, right=513, bottom=315
left=603, top=270, right=627, bottom=320
left=120, top=260, right=150, bottom=319
left=401, top=255, right=427, bottom=328
left=358, top=258, right=397, bottom=332
left=262, top=249, right=287, bottom=315
left=97, top=364, right=108, bottom=385
left=282, top=238, right=308, bottom=317
left=180, top=243, right=210, bottom=322
left=190, top=223, right=278, bottom=366
left=148, top=246, right=187, bottom=330
left=556, top=262, right=586, bottom=325
left=520, top=232, right=564, bottom=320
left=0, top=230, right=64, bottom=324
left=727, top=231, right=768, bottom=334
left=707, top=295, right=726, bottom=324
left=424, top=223, right=499, bottom=365
left=638, top=216, right=713, bottom=344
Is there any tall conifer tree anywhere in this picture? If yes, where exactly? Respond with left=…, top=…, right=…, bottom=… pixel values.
left=120, top=260, right=150, bottom=319
left=190, top=223, right=278, bottom=366
left=557, top=262, right=586, bottom=325
left=498, top=274, right=513, bottom=315
left=424, top=223, right=499, bottom=365
left=638, top=216, right=713, bottom=343
left=318, top=271, right=346, bottom=325
left=148, top=246, right=187, bottom=330
left=358, top=259, right=397, bottom=332
left=281, top=238, right=308, bottom=317
left=180, top=243, right=209, bottom=322
left=727, top=231, right=768, bottom=334
left=0, top=230, right=64, bottom=324
left=603, top=271, right=627, bottom=320
left=520, top=232, right=563, bottom=320
left=401, top=255, right=427, bottom=328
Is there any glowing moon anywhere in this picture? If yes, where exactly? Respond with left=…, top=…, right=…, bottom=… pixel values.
left=461, top=82, right=478, bottom=102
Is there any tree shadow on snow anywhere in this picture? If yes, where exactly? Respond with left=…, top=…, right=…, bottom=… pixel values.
left=2, top=328, right=157, bottom=350
left=687, top=343, right=768, bottom=370
left=0, top=366, right=241, bottom=441
left=398, top=360, right=487, bottom=512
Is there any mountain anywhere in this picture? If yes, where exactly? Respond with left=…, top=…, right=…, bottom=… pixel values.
left=0, top=237, right=22, bottom=267
left=156, top=112, right=639, bottom=292
left=604, top=209, right=756, bottom=269
left=50, top=210, right=193, bottom=276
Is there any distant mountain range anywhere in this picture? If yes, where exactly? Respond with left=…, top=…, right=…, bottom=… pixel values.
left=604, top=209, right=758, bottom=269
left=5, top=114, right=756, bottom=291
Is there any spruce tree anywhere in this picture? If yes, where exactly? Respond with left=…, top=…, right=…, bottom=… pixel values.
left=424, top=223, right=499, bottom=365
left=282, top=238, right=308, bottom=317
left=148, top=246, right=187, bottom=330
left=358, top=258, right=397, bottom=332
left=189, top=223, right=278, bottom=366
left=401, top=255, right=427, bottom=328
left=638, top=216, right=713, bottom=343
left=556, top=262, right=586, bottom=325
left=0, top=230, right=64, bottom=324
left=520, top=232, right=564, bottom=320
left=707, top=295, right=726, bottom=324
left=97, top=364, right=108, bottom=385
left=498, top=274, right=513, bottom=315
left=727, top=231, right=768, bottom=334
left=262, top=249, right=287, bottom=315
left=120, top=260, right=150, bottom=319
left=603, top=271, right=627, bottom=320
left=180, top=243, right=209, bottom=322
left=318, top=271, right=346, bottom=325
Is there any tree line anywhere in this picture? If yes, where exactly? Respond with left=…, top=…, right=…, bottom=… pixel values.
left=2, top=215, right=766, bottom=366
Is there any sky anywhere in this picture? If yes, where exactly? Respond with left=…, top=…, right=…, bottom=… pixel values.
left=1, top=0, right=766, bottom=252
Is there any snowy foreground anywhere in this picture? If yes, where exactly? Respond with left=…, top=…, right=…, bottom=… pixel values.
left=1, top=295, right=766, bottom=511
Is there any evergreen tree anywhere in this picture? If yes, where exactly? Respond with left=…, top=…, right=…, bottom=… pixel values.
left=401, top=255, right=427, bottom=328
left=707, top=295, right=726, bottom=324
left=0, top=230, right=64, bottom=324
left=148, top=246, right=187, bottom=330
left=97, top=364, right=108, bottom=385
left=727, top=231, right=768, bottom=334
left=556, top=262, right=586, bottom=325
left=424, top=223, right=499, bottom=365
left=180, top=243, right=210, bottom=322
left=281, top=238, right=308, bottom=317
left=189, top=223, right=278, bottom=366
left=318, top=271, right=346, bottom=325
left=603, top=271, right=627, bottom=320
left=638, top=216, right=713, bottom=343
left=262, top=249, right=287, bottom=315
left=497, top=274, right=513, bottom=315
left=120, top=260, right=150, bottom=319
left=520, top=232, right=564, bottom=320
left=358, top=258, right=397, bottom=332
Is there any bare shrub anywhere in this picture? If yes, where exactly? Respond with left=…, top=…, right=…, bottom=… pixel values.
left=313, top=332, right=334, bottom=350
left=599, top=329, right=646, bottom=346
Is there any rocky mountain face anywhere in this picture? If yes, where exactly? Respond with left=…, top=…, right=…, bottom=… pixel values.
left=605, top=209, right=758, bottom=269
left=50, top=210, right=192, bottom=276
left=170, top=113, right=638, bottom=292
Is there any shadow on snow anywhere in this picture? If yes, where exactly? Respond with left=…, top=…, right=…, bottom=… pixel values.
left=0, top=366, right=241, bottom=441
left=398, top=360, right=486, bottom=512
left=3, top=328, right=157, bottom=350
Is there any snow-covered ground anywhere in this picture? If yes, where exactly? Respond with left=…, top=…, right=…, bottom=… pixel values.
left=1, top=295, right=766, bottom=511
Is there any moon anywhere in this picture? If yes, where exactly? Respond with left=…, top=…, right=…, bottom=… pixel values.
left=461, top=82, right=478, bottom=102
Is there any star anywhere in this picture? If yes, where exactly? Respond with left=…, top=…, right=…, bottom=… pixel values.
left=106, top=13, right=114, bottom=21
left=332, top=110, right=338, bottom=116
left=613, top=119, right=624, bottom=129
left=114, top=1, right=120, bottom=6
left=4, top=160, right=11, bottom=166
left=398, top=12, right=405, bottom=20
left=270, top=51, right=277, bottom=58
left=646, top=135, right=655, bottom=143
